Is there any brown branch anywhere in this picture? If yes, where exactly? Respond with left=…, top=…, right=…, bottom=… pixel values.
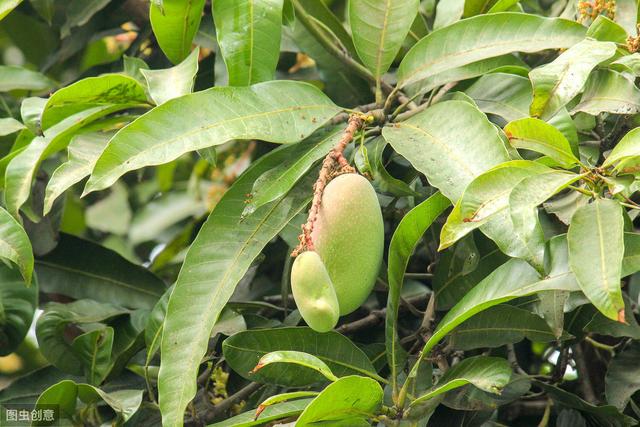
left=291, top=115, right=366, bottom=257
left=202, top=382, right=263, bottom=423
left=336, top=294, right=428, bottom=335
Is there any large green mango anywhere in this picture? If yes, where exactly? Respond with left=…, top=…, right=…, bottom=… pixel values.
left=291, top=250, right=340, bottom=332
left=311, top=173, right=384, bottom=315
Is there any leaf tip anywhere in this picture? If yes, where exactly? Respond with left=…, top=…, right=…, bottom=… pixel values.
left=617, top=308, right=626, bottom=324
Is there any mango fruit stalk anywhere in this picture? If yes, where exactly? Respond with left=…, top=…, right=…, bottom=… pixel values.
left=291, top=173, right=384, bottom=332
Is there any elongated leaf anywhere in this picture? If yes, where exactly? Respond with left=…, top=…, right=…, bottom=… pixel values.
left=60, top=0, right=110, bottom=37
left=573, top=69, right=640, bottom=115
left=586, top=15, right=628, bottom=43
left=386, top=192, right=450, bottom=396
left=441, top=160, right=549, bottom=249
left=568, top=199, right=625, bottom=322
left=243, top=126, right=342, bottom=217
left=529, top=39, right=616, bottom=120
left=397, top=12, right=586, bottom=90
left=504, top=118, right=580, bottom=168
left=72, top=327, right=114, bottom=385
left=35, top=380, right=142, bottom=424
left=84, top=81, right=341, bottom=194
left=41, top=74, right=148, bottom=130
left=410, top=356, right=511, bottom=409
left=610, top=53, right=640, bottom=75
left=157, top=145, right=320, bottom=427
left=253, top=351, right=339, bottom=382
left=0, top=265, right=36, bottom=356
left=421, top=255, right=580, bottom=357
left=0, top=65, right=53, bottom=92
left=209, top=398, right=313, bottom=427
left=434, top=0, right=463, bottom=29
left=603, top=128, right=640, bottom=169
left=0, top=117, right=25, bottom=136
left=5, top=105, right=132, bottom=217
left=606, top=342, right=640, bottom=410
left=449, top=305, right=571, bottom=350
left=150, top=0, right=206, bottom=64
left=223, top=327, right=378, bottom=386
left=36, top=233, right=166, bottom=310
left=141, top=47, right=199, bottom=105
left=465, top=72, right=532, bottom=122
left=296, top=376, right=383, bottom=427
left=349, top=0, right=418, bottom=80
left=0, top=205, right=33, bottom=283
left=0, top=0, right=22, bottom=21
left=214, top=0, right=283, bottom=86
left=383, top=100, right=510, bottom=201
left=43, top=132, right=110, bottom=215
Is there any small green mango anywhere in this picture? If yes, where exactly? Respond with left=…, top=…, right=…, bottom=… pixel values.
left=311, top=173, right=384, bottom=315
left=291, top=250, right=340, bottom=332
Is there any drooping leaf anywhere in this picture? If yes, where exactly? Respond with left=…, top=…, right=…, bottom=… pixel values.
left=35, top=233, right=167, bottom=310
left=529, top=39, right=616, bottom=120
left=213, top=0, right=283, bottom=86
left=504, top=118, right=581, bottom=168
left=0, top=205, right=33, bottom=283
left=0, top=265, right=37, bottom=356
left=349, top=0, right=418, bottom=81
left=605, top=342, right=640, bottom=411
left=141, top=47, right=199, bottom=105
left=586, top=15, right=628, bottom=43
left=157, top=144, right=322, bottom=426
left=0, top=0, right=22, bottom=21
left=573, top=69, right=640, bottom=115
left=603, top=127, right=640, bottom=170
left=0, top=366, right=79, bottom=405
left=29, top=0, right=54, bottom=24
left=433, top=0, right=463, bottom=29
left=149, top=0, right=206, bottom=64
left=465, top=72, right=532, bottom=122
left=71, top=327, right=114, bottom=385
left=209, top=398, right=313, bottom=427
left=397, top=13, right=586, bottom=91
left=568, top=198, right=625, bottom=322
left=0, top=65, right=53, bottom=92
left=243, top=126, right=342, bottom=217
left=295, top=376, right=383, bottom=427
left=40, top=74, right=148, bottom=130
left=409, top=356, right=511, bottom=410
left=386, top=192, right=450, bottom=396
left=223, top=327, right=378, bottom=386
left=34, top=380, right=143, bottom=424
left=84, top=81, right=341, bottom=194
left=253, top=351, right=339, bottom=382
left=448, top=305, right=571, bottom=350
left=382, top=100, right=510, bottom=202
left=0, top=117, right=25, bottom=137
left=60, top=0, right=111, bottom=37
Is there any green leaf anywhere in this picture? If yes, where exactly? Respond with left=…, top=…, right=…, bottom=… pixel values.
left=296, top=376, right=383, bottom=427
left=243, top=126, right=342, bottom=217
left=586, top=15, right=628, bottom=43
left=84, top=81, right=341, bottom=194
left=214, top=0, right=283, bottom=86
left=0, top=366, right=78, bottom=405
left=209, top=398, right=313, bottom=427
left=29, top=0, right=54, bottom=24
left=0, top=265, right=36, bottom=356
left=35, top=299, right=129, bottom=375
left=141, top=47, right=199, bottom=105
left=573, top=69, right=640, bottom=115
left=433, top=0, right=463, bottom=30
left=0, top=117, right=26, bottom=136
left=150, top=0, right=206, bottom=64
left=0, top=205, right=33, bottom=284
left=382, top=100, right=510, bottom=202
left=529, top=39, right=616, bottom=120
left=34, top=380, right=143, bottom=424
left=464, top=72, right=532, bottom=122
left=71, top=327, right=114, bottom=385
left=60, top=0, right=111, bottom=38
left=504, top=118, right=581, bottom=168
left=0, top=0, right=22, bottom=21
left=603, top=128, right=640, bottom=169
left=397, top=12, right=586, bottom=90
left=606, top=342, right=640, bottom=411
left=614, top=0, right=637, bottom=35
left=568, top=198, right=625, bottom=322
left=253, top=351, right=339, bottom=382
left=157, top=145, right=319, bottom=427
left=622, top=232, right=640, bottom=277
left=448, top=305, right=571, bottom=350
left=409, top=356, right=511, bottom=409
left=41, top=74, right=148, bottom=130
left=43, top=132, right=110, bottom=215
left=5, top=105, right=133, bottom=217
left=440, top=160, right=550, bottom=250
left=610, top=53, right=640, bottom=75
left=35, top=233, right=166, bottom=310
left=349, top=0, right=418, bottom=80
left=223, top=327, right=378, bottom=386
left=0, top=65, right=53, bottom=92
left=386, top=192, right=450, bottom=396
left=420, top=255, right=580, bottom=358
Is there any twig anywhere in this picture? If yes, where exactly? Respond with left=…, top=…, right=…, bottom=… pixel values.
left=573, top=343, right=597, bottom=403
left=203, top=382, right=263, bottom=423
left=336, top=294, right=428, bottom=335
left=507, top=344, right=527, bottom=375
left=292, top=115, right=366, bottom=256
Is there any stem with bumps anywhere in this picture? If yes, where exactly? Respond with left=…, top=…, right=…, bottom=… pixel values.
left=291, top=114, right=367, bottom=257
